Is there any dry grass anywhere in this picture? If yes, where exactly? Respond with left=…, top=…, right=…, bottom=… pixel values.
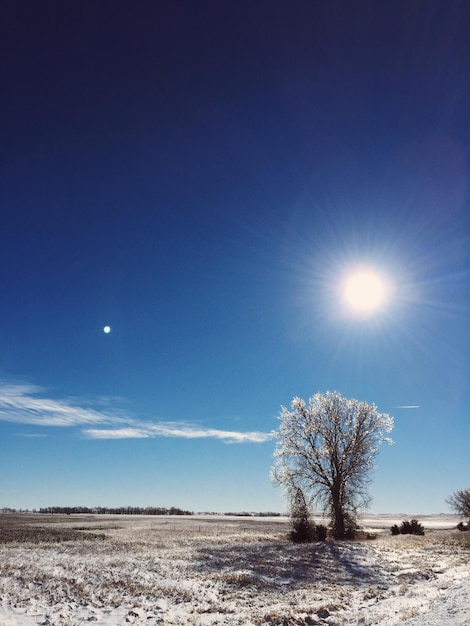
left=442, top=529, right=470, bottom=550
left=0, top=514, right=106, bottom=544
left=0, top=514, right=468, bottom=625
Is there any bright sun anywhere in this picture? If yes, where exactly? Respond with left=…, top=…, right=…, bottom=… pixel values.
left=344, top=270, right=386, bottom=313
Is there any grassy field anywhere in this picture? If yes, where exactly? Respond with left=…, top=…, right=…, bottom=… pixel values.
left=0, top=513, right=468, bottom=625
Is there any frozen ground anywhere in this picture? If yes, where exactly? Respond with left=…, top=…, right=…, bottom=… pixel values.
left=0, top=513, right=468, bottom=625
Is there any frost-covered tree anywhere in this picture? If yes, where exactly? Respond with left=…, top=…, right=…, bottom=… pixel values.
left=271, top=391, right=394, bottom=539
left=446, top=488, right=470, bottom=523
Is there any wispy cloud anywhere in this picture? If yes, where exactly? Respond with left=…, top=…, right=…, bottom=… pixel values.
left=84, top=423, right=273, bottom=443
left=0, top=383, right=128, bottom=427
left=0, top=381, right=272, bottom=444
left=85, top=428, right=152, bottom=440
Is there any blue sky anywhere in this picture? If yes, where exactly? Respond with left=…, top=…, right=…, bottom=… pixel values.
left=1, top=1, right=469, bottom=514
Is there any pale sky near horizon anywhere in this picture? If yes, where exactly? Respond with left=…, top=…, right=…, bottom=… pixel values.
left=1, top=1, right=469, bottom=514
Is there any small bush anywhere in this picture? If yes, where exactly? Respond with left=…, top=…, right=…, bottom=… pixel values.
left=390, top=519, right=425, bottom=536
left=457, top=521, right=469, bottom=532
left=290, top=517, right=315, bottom=543
left=407, top=519, right=425, bottom=535
left=315, top=524, right=328, bottom=541
left=290, top=519, right=328, bottom=543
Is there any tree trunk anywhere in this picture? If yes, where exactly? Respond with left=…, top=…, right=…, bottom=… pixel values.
left=331, top=483, right=346, bottom=539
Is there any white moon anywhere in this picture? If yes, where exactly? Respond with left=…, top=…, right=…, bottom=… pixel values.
left=344, top=271, right=385, bottom=312
left=103, top=326, right=111, bottom=334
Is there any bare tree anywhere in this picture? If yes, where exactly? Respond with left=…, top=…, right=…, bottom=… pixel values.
left=271, top=391, right=393, bottom=539
left=446, top=488, right=470, bottom=523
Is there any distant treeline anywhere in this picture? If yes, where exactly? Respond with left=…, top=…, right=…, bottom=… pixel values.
left=38, top=506, right=193, bottom=516
left=1, top=507, right=282, bottom=517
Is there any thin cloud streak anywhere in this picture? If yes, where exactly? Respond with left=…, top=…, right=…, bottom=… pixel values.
left=0, top=382, right=272, bottom=444
left=85, top=428, right=152, bottom=440
left=0, top=383, right=128, bottom=427
left=84, top=422, right=273, bottom=444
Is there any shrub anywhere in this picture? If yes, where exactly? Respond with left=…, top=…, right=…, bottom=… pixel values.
left=290, top=516, right=316, bottom=543
left=315, top=524, right=328, bottom=541
left=390, top=519, right=425, bottom=536
left=290, top=521, right=328, bottom=542
left=457, top=521, right=469, bottom=532
left=407, top=519, right=425, bottom=535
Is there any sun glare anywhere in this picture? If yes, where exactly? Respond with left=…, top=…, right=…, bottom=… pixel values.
left=344, top=270, right=386, bottom=313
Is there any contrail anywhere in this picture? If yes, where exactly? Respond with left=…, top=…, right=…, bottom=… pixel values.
left=395, top=405, right=420, bottom=409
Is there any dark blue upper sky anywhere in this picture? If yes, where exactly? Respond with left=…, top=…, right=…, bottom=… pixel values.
left=1, top=1, right=469, bottom=512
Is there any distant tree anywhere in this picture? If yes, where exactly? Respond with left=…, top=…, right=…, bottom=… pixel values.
left=272, top=391, right=393, bottom=539
left=446, top=488, right=470, bottom=523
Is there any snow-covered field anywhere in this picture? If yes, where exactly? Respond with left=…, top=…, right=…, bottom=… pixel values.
left=0, top=513, right=468, bottom=625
